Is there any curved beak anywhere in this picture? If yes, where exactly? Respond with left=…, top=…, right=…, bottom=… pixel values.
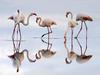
left=33, top=13, right=37, bottom=16
left=8, top=16, right=13, bottom=20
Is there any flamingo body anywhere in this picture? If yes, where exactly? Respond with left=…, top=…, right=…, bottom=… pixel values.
left=76, top=14, right=93, bottom=22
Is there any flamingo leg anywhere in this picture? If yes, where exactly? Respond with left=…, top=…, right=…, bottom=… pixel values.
left=41, top=27, right=52, bottom=50
left=47, top=27, right=50, bottom=50
left=48, top=27, right=52, bottom=50
left=71, top=28, right=74, bottom=51
left=41, top=27, right=49, bottom=45
left=75, top=21, right=83, bottom=39
left=84, top=21, right=88, bottom=55
left=17, top=24, right=22, bottom=51
left=12, top=24, right=17, bottom=53
left=16, top=25, right=19, bottom=52
left=76, top=38, right=83, bottom=55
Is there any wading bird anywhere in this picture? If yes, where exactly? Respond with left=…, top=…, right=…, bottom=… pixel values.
left=75, top=38, right=92, bottom=64
left=36, top=16, right=56, bottom=49
left=64, top=11, right=78, bottom=64
left=8, top=49, right=36, bottom=72
left=8, top=10, right=37, bottom=52
left=75, top=13, right=93, bottom=39
left=35, top=34, right=56, bottom=59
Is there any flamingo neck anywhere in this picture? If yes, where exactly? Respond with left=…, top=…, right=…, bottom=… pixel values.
left=23, top=49, right=36, bottom=62
left=69, top=12, right=73, bottom=19
left=37, top=17, right=42, bottom=26
left=22, top=14, right=32, bottom=26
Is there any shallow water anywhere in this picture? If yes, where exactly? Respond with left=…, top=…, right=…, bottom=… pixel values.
left=0, top=0, right=100, bottom=75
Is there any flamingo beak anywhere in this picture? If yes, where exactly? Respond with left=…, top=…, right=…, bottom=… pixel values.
left=8, top=54, right=15, bottom=59
left=8, top=16, right=13, bottom=20
left=32, top=13, right=37, bottom=16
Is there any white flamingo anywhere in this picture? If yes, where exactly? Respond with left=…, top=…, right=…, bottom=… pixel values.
left=8, top=10, right=37, bottom=52
left=8, top=49, right=36, bottom=72
left=36, top=16, right=56, bottom=49
left=64, top=11, right=78, bottom=64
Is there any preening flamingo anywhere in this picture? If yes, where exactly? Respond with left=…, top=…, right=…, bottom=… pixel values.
left=8, top=49, right=36, bottom=72
left=64, top=11, right=78, bottom=64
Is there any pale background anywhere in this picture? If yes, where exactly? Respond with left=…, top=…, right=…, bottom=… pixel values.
left=0, top=0, right=99, bottom=75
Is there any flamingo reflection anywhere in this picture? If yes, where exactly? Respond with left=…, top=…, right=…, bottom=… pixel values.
left=64, top=11, right=78, bottom=64
left=75, top=38, right=92, bottom=64
left=35, top=31, right=56, bottom=59
left=8, top=29, right=36, bottom=72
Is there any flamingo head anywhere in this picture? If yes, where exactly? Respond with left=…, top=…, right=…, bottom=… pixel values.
left=66, top=11, right=72, bottom=18
left=30, top=12, right=37, bottom=16
left=8, top=16, right=14, bottom=20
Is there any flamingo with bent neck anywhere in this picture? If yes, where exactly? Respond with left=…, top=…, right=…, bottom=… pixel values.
left=8, top=49, right=36, bottom=72
left=36, top=16, right=56, bottom=49
left=8, top=10, right=37, bottom=52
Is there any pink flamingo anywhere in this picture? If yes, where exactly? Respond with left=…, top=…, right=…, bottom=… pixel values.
left=64, top=11, right=78, bottom=64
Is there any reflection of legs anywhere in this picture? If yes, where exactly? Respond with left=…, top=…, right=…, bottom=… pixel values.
left=12, top=24, right=17, bottom=53
left=48, top=27, right=52, bottom=50
left=75, top=22, right=83, bottom=39
left=17, top=24, right=21, bottom=51
left=41, top=27, right=52, bottom=50
left=76, top=38, right=83, bottom=55
left=64, top=27, right=72, bottom=64
left=84, top=22, right=88, bottom=55
left=41, top=27, right=49, bottom=49
left=71, top=28, right=73, bottom=51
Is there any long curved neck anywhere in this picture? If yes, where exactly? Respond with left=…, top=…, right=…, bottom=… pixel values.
left=22, top=49, right=36, bottom=62
left=23, top=14, right=31, bottom=26
left=69, top=12, right=73, bottom=19
left=35, top=50, right=41, bottom=59
left=37, top=17, right=42, bottom=26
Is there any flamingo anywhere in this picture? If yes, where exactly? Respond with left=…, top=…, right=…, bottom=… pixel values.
left=65, top=11, right=93, bottom=54
left=75, top=13, right=93, bottom=39
left=64, top=11, right=78, bottom=64
left=35, top=35, right=56, bottom=59
left=8, top=49, right=36, bottom=72
left=35, top=49, right=56, bottom=59
left=36, top=16, right=56, bottom=49
left=75, top=38, right=92, bottom=64
left=8, top=10, right=37, bottom=52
